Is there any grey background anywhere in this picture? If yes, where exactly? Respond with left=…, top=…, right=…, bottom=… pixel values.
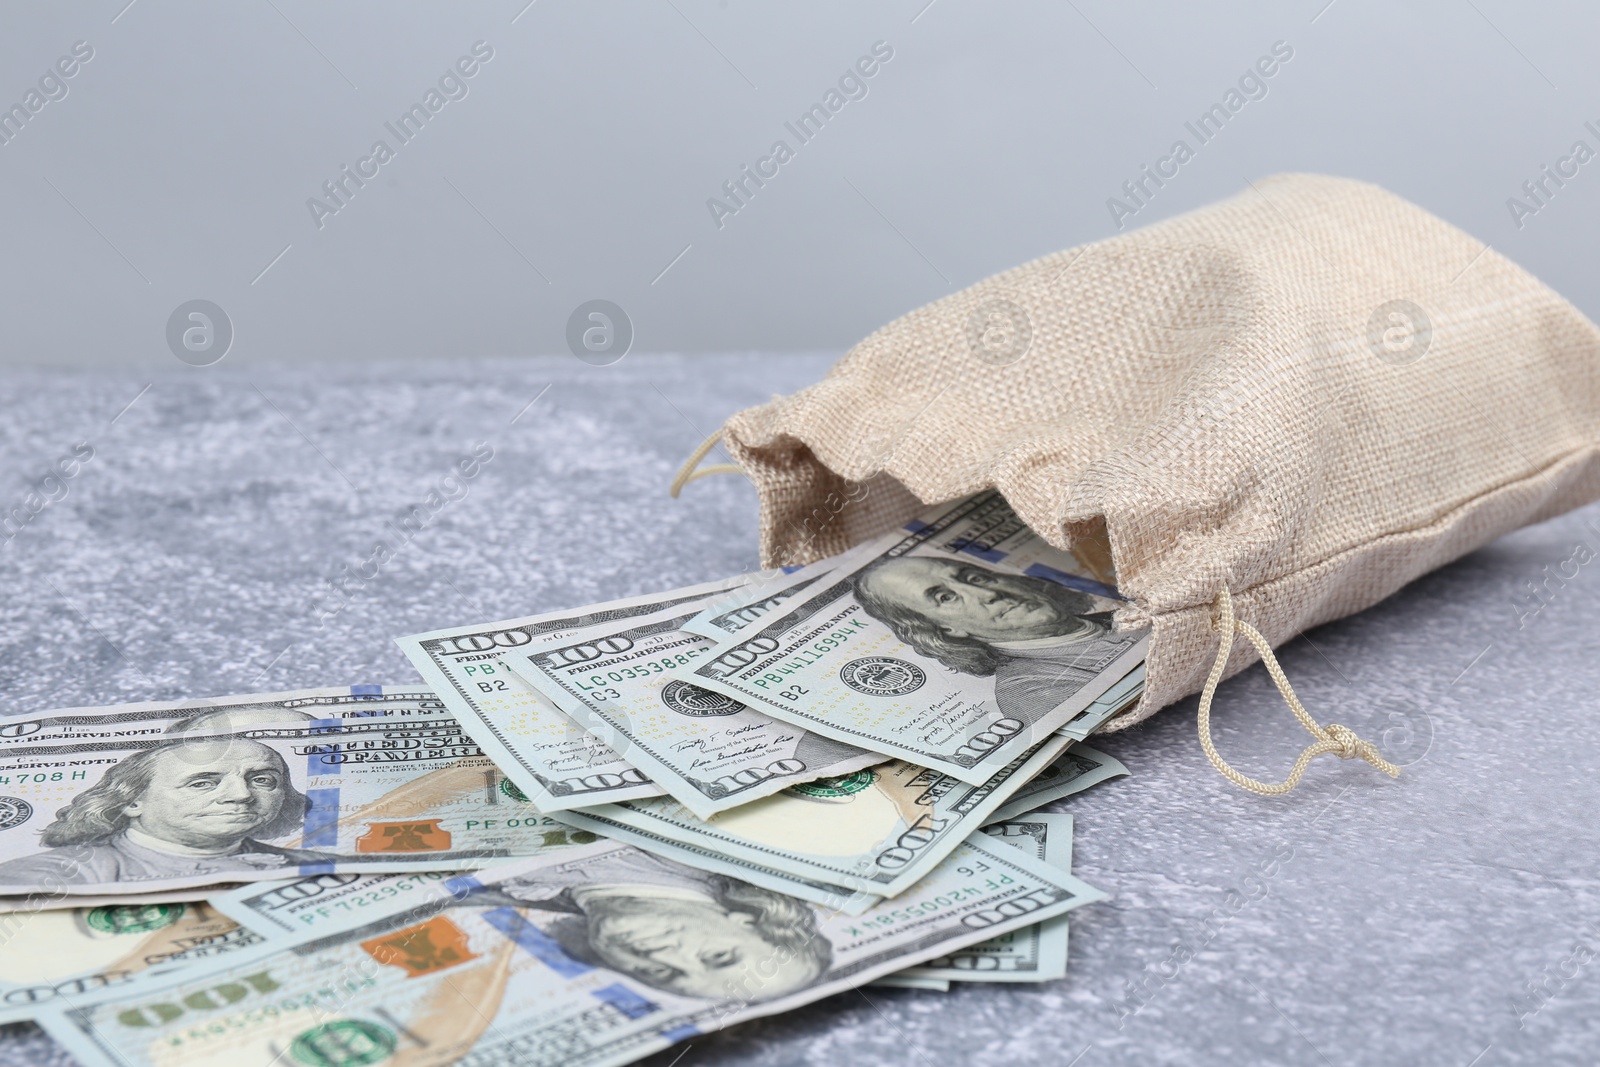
left=2, top=354, right=1597, bottom=1066
left=1, top=0, right=1597, bottom=369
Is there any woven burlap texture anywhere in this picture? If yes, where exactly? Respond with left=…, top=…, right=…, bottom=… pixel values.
left=718, top=173, right=1600, bottom=729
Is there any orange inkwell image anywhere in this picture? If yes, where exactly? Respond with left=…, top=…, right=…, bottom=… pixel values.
left=355, top=819, right=454, bottom=852
left=361, top=915, right=479, bottom=977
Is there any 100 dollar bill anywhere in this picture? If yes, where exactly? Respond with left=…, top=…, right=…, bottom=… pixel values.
left=679, top=552, right=865, bottom=642
left=0, top=687, right=591, bottom=895
left=0, top=901, right=260, bottom=1022
left=984, top=743, right=1128, bottom=826
left=902, top=491, right=1122, bottom=599
left=396, top=577, right=744, bottom=812
left=44, top=836, right=1106, bottom=1067
left=554, top=737, right=1128, bottom=902
left=903, top=813, right=1073, bottom=982
left=680, top=491, right=1118, bottom=644
left=556, top=739, right=1132, bottom=915
left=685, top=494, right=1148, bottom=784
left=506, top=602, right=882, bottom=819
left=1058, top=664, right=1143, bottom=741
left=207, top=819, right=601, bottom=939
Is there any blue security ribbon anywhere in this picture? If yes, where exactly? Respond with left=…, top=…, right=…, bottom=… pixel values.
left=481, top=906, right=592, bottom=978
left=1023, top=562, right=1124, bottom=601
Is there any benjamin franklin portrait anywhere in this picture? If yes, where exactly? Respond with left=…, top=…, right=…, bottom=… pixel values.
left=468, top=848, right=832, bottom=1002
left=0, top=737, right=336, bottom=886
left=853, top=556, right=1137, bottom=723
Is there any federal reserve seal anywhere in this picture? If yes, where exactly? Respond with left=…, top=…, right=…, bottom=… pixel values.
left=787, top=769, right=876, bottom=799
left=0, top=796, right=32, bottom=830
left=839, top=657, right=926, bottom=696
left=661, top=680, right=746, bottom=717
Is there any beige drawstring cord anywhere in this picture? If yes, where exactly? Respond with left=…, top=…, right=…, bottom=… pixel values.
left=669, top=431, right=745, bottom=498
left=1199, top=586, right=1400, bottom=796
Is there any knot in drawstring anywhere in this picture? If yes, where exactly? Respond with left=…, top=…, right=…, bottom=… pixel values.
left=1197, top=586, right=1401, bottom=796
left=1323, top=722, right=1372, bottom=761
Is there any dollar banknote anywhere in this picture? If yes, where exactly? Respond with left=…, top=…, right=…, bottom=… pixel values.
left=208, top=869, right=466, bottom=937
left=0, top=686, right=594, bottom=895
left=43, top=835, right=1106, bottom=1067
left=903, top=814, right=1073, bottom=982
left=1059, top=664, right=1144, bottom=740
left=207, top=829, right=590, bottom=938
left=504, top=602, right=883, bottom=819
left=679, top=491, right=1118, bottom=644
left=396, top=577, right=746, bottom=812
left=555, top=732, right=1075, bottom=899
left=684, top=493, right=1149, bottom=784
left=209, top=857, right=881, bottom=954
left=0, top=900, right=262, bottom=1022
left=902, top=490, right=1122, bottom=599
left=679, top=552, right=865, bottom=642
left=983, top=744, right=1128, bottom=826
left=561, top=813, right=887, bottom=914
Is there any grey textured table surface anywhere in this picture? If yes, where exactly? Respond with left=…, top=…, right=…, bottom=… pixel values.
left=3, top=353, right=1598, bottom=1067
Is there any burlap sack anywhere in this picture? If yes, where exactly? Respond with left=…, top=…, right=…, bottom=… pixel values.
left=709, top=173, right=1600, bottom=749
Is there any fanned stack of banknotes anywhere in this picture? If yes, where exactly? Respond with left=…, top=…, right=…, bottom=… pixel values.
left=0, top=491, right=1148, bottom=1067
